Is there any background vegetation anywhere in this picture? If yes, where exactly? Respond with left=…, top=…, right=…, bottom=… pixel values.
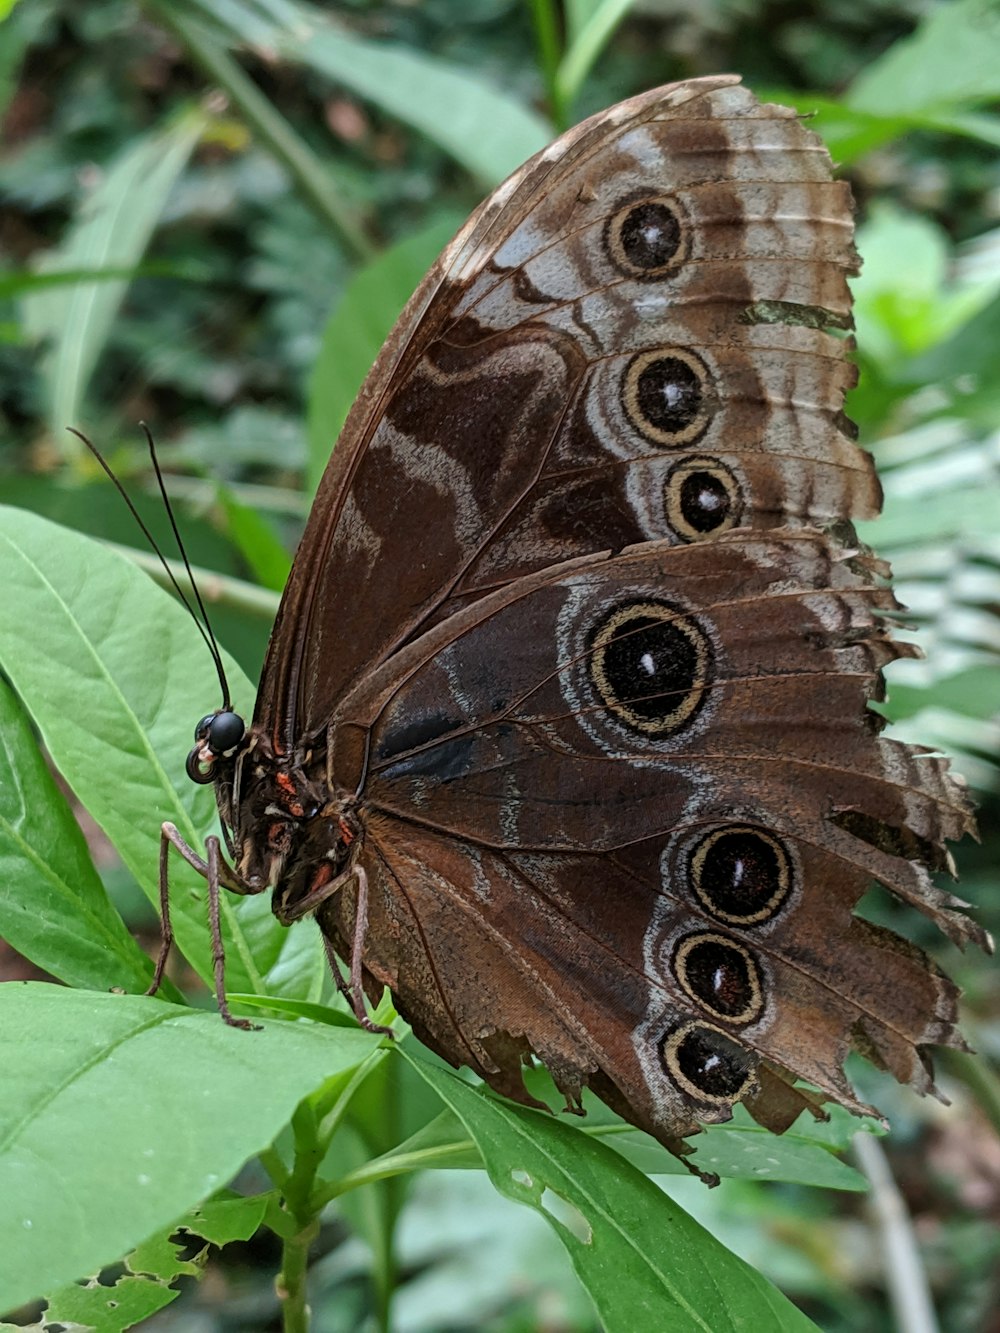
left=1, top=0, right=998, bottom=1330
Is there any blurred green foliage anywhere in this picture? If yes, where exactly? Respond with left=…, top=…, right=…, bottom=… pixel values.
left=1, top=1, right=999, bottom=1330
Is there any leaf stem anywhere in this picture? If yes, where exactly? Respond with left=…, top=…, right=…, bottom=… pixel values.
left=277, top=1213, right=321, bottom=1333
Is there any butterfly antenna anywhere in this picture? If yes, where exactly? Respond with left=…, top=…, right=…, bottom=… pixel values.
left=69, top=426, right=233, bottom=710
left=138, top=423, right=233, bottom=710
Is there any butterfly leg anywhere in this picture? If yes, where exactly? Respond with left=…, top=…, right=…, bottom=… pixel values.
left=156, top=821, right=260, bottom=1030
left=146, top=823, right=181, bottom=998
left=204, top=836, right=260, bottom=1030
left=322, top=867, right=394, bottom=1037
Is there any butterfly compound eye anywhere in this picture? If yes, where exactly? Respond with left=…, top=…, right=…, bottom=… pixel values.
left=207, top=711, right=246, bottom=756
left=194, top=714, right=216, bottom=741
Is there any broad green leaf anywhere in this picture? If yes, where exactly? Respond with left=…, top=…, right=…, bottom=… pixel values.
left=306, top=216, right=461, bottom=493
left=0, top=505, right=274, bottom=999
left=405, top=1053, right=818, bottom=1332
left=21, top=113, right=205, bottom=441
left=0, top=984, right=378, bottom=1313
left=0, top=676, right=154, bottom=992
left=848, top=0, right=1000, bottom=116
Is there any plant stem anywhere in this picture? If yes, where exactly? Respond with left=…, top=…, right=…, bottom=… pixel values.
left=277, top=1214, right=321, bottom=1333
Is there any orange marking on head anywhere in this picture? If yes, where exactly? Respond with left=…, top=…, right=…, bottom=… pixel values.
left=338, top=817, right=355, bottom=846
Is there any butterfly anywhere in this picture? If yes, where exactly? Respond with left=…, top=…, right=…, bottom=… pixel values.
left=160, top=74, right=986, bottom=1173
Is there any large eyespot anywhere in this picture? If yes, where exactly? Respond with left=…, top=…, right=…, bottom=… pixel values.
left=672, top=932, right=764, bottom=1025
left=605, top=196, right=686, bottom=279
left=659, top=1021, right=756, bottom=1104
left=689, top=826, right=793, bottom=925
left=622, top=349, right=713, bottom=446
left=664, top=456, right=743, bottom=541
left=590, top=600, right=713, bottom=736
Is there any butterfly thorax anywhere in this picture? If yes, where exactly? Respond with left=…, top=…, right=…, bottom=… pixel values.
left=215, top=727, right=362, bottom=924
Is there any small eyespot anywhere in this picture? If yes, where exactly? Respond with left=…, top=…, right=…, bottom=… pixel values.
left=659, top=1021, right=756, bottom=1104
left=605, top=196, right=686, bottom=279
left=664, top=456, right=743, bottom=541
left=589, top=600, right=713, bottom=736
left=689, top=827, right=793, bottom=926
left=672, top=932, right=765, bottom=1025
left=622, top=349, right=714, bottom=446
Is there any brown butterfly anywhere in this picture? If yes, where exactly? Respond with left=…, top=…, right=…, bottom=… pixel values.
left=161, top=75, right=988, bottom=1173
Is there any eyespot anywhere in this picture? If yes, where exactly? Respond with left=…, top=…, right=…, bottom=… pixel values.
left=665, top=456, right=743, bottom=541
left=659, top=1021, right=756, bottom=1104
left=622, top=349, right=714, bottom=446
left=589, top=600, right=713, bottom=736
left=689, top=826, right=793, bottom=926
left=672, top=932, right=764, bottom=1025
left=604, top=196, right=686, bottom=279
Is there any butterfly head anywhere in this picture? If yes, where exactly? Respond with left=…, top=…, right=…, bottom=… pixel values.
left=186, top=708, right=247, bottom=784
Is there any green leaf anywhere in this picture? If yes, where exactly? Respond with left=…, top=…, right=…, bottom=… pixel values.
left=858, top=485, right=1000, bottom=547
left=0, top=676, right=154, bottom=992
left=0, top=504, right=277, bottom=999
left=604, top=1121, right=866, bottom=1192
left=557, top=0, right=637, bottom=112
left=280, top=23, right=551, bottom=186
left=306, top=216, right=461, bottom=493
left=215, top=481, right=292, bottom=591
left=853, top=206, right=1000, bottom=373
left=883, top=666, right=1000, bottom=723
left=43, top=1272, right=180, bottom=1332
left=848, top=0, right=1000, bottom=117
left=404, top=1053, right=818, bottom=1332
left=0, top=984, right=379, bottom=1313
left=170, top=0, right=551, bottom=186
left=518, top=1069, right=867, bottom=1190
left=177, top=1190, right=271, bottom=1246
left=21, top=113, right=206, bottom=441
